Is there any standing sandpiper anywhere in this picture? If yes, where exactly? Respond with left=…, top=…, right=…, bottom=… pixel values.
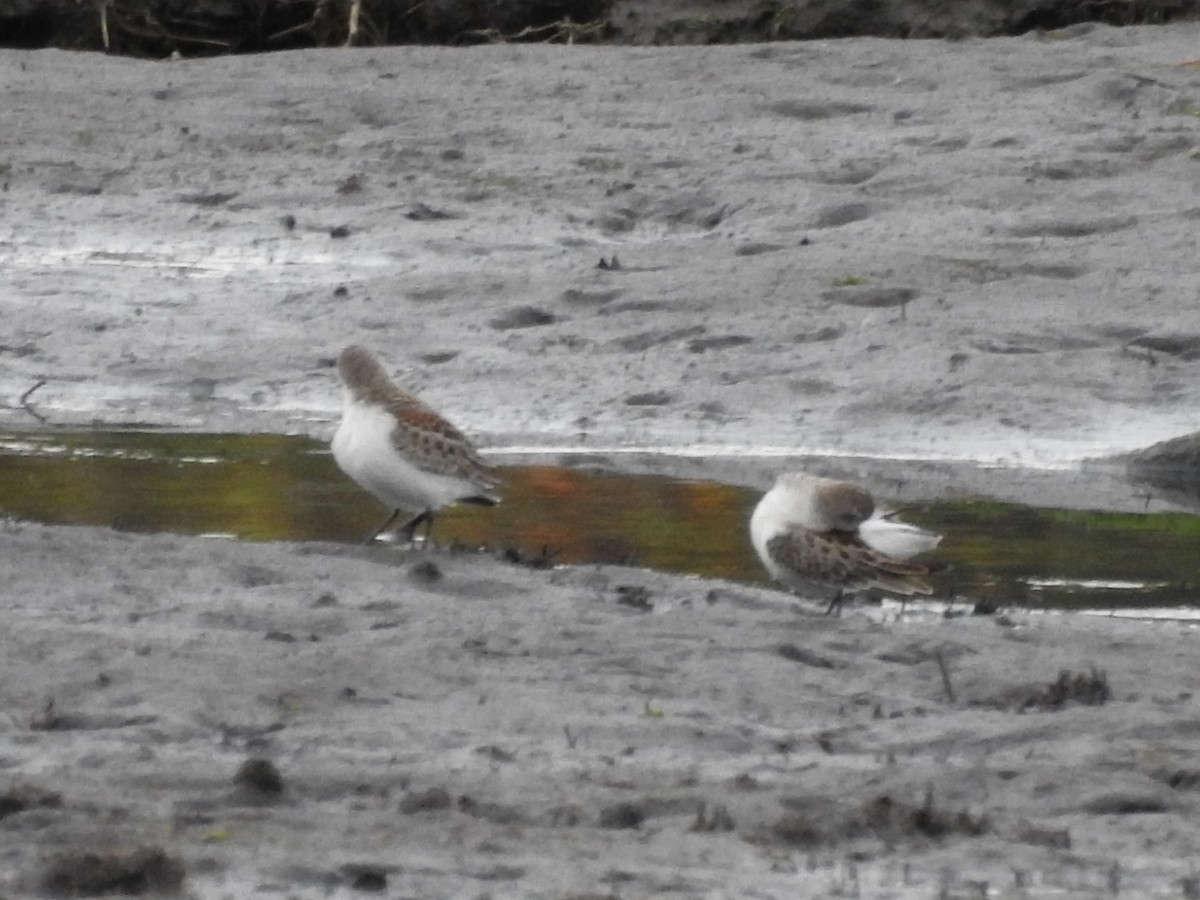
left=331, top=345, right=499, bottom=543
left=749, top=472, right=941, bottom=614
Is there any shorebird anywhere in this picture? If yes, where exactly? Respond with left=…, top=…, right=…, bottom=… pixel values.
left=331, top=345, right=499, bottom=543
left=749, top=472, right=941, bottom=614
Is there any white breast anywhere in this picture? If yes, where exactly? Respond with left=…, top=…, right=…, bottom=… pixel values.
left=332, top=398, right=476, bottom=513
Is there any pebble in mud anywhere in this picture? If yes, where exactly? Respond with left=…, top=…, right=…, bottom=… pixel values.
left=399, top=786, right=452, bottom=814
left=489, top=306, right=557, bottom=329
left=598, top=801, right=645, bottom=829
left=341, top=863, right=389, bottom=891
left=0, top=784, right=61, bottom=818
left=408, top=559, right=443, bottom=583
left=40, top=846, right=185, bottom=895
left=234, top=757, right=284, bottom=801
left=614, top=584, right=653, bottom=610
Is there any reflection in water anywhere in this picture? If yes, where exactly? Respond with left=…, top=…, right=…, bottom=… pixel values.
left=1, top=430, right=1199, bottom=611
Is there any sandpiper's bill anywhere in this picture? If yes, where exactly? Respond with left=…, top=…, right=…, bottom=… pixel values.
left=749, top=472, right=941, bottom=614
left=331, top=345, right=499, bottom=543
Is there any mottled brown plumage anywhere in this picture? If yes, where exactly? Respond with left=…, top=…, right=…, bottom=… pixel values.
left=750, top=472, right=942, bottom=613
left=765, top=528, right=933, bottom=596
left=332, top=345, right=498, bottom=542
left=337, top=345, right=495, bottom=490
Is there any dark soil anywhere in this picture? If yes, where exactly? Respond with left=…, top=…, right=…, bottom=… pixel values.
left=3, top=0, right=1197, bottom=56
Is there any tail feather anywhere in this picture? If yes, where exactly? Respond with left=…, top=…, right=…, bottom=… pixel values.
left=865, top=552, right=935, bottom=595
left=859, top=514, right=941, bottom=559
left=459, top=495, right=499, bottom=507
left=866, top=571, right=934, bottom=595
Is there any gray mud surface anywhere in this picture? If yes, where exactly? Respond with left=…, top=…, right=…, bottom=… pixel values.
left=3, top=26, right=1200, bottom=466
left=6, top=521, right=1200, bottom=898
left=2, top=26, right=1200, bottom=898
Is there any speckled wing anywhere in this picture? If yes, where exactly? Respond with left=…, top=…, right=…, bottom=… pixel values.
left=386, top=394, right=498, bottom=495
left=766, top=528, right=933, bottom=595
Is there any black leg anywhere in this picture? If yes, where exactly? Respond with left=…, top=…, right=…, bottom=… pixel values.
left=366, top=508, right=403, bottom=544
left=399, top=509, right=434, bottom=545
left=824, top=589, right=844, bottom=617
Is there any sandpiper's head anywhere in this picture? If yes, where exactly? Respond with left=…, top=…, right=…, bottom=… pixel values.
left=769, top=472, right=875, bottom=532
left=337, top=345, right=389, bottom=394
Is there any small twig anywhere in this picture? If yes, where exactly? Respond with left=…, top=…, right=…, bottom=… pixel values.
left=465, top=17, right=606, bottom=44
left=99, top=0, right=110, bottom=50
left=265, top=20, right=313, bottom=44
left=115, top=19, right=233, bottom=48
left=934, top=647, right=956, bottom=703
left=19, top=379, right=48, bottom=424
left=343, top=0, right=362, bottom=46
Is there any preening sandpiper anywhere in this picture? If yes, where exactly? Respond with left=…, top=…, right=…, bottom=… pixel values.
left=749, top=472, right=941, bottom=614
left=331, top=345, right=499, bottom=543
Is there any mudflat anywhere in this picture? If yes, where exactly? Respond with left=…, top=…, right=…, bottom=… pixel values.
left=2, top=24, right=1200, bottom=897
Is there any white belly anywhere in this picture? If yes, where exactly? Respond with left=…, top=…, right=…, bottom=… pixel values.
left=332, top=400, right=480, bottom=513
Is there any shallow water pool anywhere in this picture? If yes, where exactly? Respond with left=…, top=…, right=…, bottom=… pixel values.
left=1, top=430, right=1198, bottom=613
